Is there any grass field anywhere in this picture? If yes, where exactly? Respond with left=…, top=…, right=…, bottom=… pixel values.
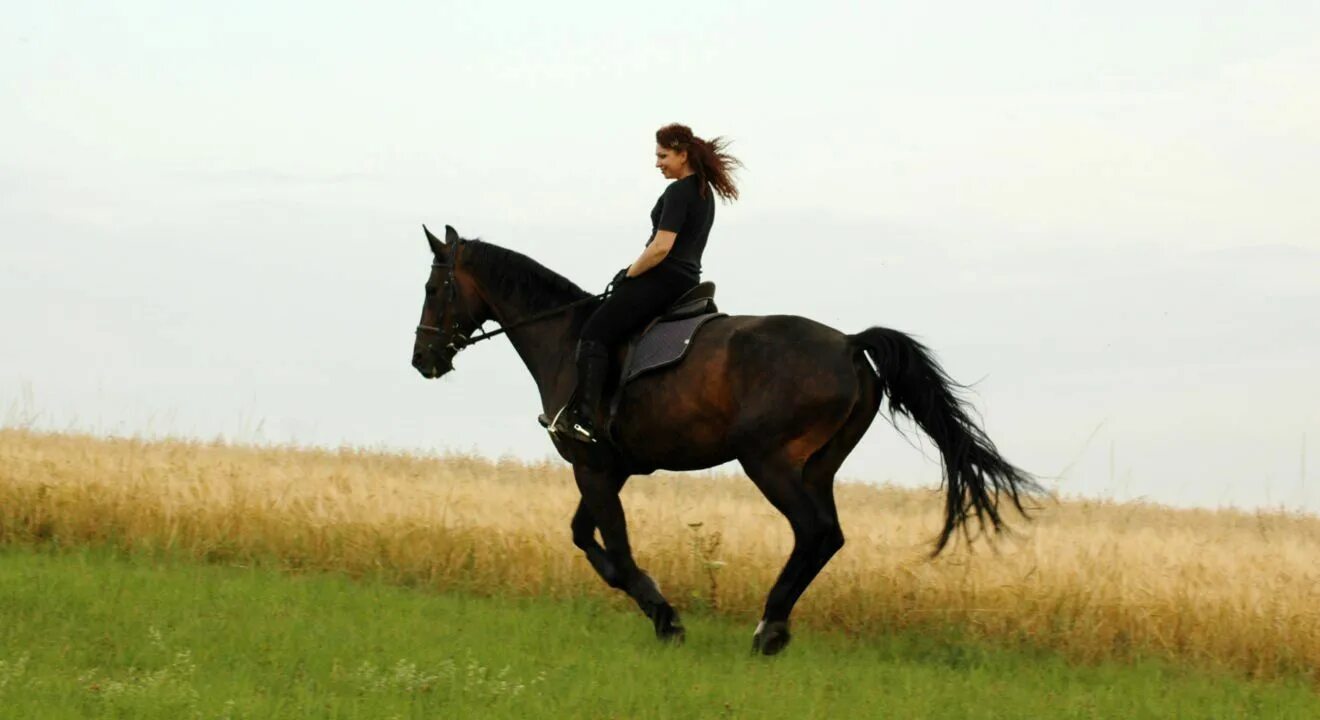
left=2, top=545, right=1318, bottom=719
left=2, top=429, right=1319, bottom=688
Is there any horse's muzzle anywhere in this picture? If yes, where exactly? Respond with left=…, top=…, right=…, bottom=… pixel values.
left=412, top=352, right=454, bottom=379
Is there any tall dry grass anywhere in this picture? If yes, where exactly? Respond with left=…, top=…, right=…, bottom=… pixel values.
left=2, top=429, right=1317, bottom=682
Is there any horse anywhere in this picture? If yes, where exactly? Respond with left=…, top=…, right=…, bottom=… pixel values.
left=411, top=224, right=1038, bottom=655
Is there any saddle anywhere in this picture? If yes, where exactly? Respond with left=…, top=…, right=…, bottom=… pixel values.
left=653, top=281, right=718, bottom=322
left=537, top=282, right=725, bottom=435
left=617, top=281, right=723, bottom=384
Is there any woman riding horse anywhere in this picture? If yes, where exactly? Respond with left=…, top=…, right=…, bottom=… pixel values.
left=412, top=135, right=1037, bottom=655
left=552, top=123, right=743, bottom=444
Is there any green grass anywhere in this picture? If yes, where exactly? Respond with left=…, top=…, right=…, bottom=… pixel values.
left=0, top=545, right=1316, bottom=719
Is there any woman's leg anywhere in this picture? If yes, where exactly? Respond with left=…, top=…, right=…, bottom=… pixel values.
left=580, top=269, right=694, bottom=346
left=558, top=269, right=696, bottom=442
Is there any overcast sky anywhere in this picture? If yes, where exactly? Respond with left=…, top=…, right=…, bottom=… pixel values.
left=3, top=2, right=1317, bottom=513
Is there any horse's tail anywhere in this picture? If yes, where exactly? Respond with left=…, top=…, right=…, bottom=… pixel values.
left=848, top=326, right=1040, bottom=555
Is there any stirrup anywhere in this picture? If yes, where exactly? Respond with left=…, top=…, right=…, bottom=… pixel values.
left=547, top=404, right=597, bottom=444
left=568, top=422, right=597, bottom=444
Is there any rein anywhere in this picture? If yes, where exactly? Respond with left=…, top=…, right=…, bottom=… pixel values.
left=415, top=259, right=609, bottom=350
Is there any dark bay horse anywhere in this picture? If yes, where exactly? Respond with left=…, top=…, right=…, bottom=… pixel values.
left=412, top=225, right=1037, bottom=655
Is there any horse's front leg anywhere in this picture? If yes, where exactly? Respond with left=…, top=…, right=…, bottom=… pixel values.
left=572, top=465, right=684, bottom=643
left=570, top=498, right=626, bottom=589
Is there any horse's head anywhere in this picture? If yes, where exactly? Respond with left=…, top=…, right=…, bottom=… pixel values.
left=412, top=224, right=492, bottom=379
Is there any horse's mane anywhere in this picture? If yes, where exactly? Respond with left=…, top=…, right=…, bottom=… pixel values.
left=460, top=240, right=591, bottom=308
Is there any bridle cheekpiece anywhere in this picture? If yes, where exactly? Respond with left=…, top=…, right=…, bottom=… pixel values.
left=415, top=257, right=472, bottom=355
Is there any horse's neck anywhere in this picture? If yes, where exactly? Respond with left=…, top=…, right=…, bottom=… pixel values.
left=474, top=276, right=586, bottom=413
left=504, top=313, right=583, bottom=412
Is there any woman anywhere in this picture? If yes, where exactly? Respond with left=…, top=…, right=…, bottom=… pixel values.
left=554, top=123, right=743, bottom=444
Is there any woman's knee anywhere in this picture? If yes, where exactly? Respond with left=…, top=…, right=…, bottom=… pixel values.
left=580, top=308, right=622, bottom=345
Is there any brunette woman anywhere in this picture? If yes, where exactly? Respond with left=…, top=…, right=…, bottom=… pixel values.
left=553, top=123, right=742, bottom=443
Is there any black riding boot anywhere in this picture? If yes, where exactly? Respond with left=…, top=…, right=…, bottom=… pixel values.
left=554, top=340, right=609, bottom=444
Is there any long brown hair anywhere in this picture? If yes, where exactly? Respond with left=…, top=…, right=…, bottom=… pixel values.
left=655, top=123, right=742, bottom=202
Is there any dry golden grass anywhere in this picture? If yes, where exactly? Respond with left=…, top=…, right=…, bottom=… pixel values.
left=2, top=429, right=1318, bottom=682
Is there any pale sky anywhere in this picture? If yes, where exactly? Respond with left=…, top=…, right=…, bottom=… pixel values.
left=3, top=2, right=1318, bottom=513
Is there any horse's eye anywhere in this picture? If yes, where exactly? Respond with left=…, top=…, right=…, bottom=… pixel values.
left=425, top=285, right=436, bottom=296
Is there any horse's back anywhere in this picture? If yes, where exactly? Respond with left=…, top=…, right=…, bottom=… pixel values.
left=635, top=312, right=857, bottom=398
left=721, top=314, right=861, bottom=429
left=615, top=314, right=864, bottom=470
left=723, top=313, right=852, bottom=355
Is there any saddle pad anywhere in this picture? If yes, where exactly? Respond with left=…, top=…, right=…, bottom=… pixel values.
left=620, top=313, right=726, bottom=385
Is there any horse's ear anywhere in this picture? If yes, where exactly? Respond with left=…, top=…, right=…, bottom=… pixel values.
left=423, top=224, right=445, bottom=256
left=444, top=225, right=460, bottom=245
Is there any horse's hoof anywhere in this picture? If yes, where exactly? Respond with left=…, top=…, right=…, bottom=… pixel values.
left=658, top=623, right=686, bottom=645
left=751, top=620, right=791, bottom=656
left=652, top=605, right=685, bottom=644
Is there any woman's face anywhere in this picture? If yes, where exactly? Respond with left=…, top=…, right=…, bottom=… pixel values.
left=655, top=144, right=690, bottom=179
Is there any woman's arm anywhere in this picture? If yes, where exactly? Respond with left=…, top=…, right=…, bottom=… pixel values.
left=626, top=230, right=676, bottom=277
left=628, top=179, right=690, bottom=277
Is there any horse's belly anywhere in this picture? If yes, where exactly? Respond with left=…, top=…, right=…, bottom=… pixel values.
left=624, top=434, right=737, bottom=473
left=615, top=389, right=739, bottom=471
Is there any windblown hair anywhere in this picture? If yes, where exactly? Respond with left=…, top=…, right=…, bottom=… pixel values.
left=656, top=123, right=743, bottom=202
left=460, top=240, right=590, bottom=309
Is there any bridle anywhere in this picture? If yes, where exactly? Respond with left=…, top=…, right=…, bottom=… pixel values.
left=414, top=259, right=473, bottom=356
left=415, top=246, right=611, bottom=358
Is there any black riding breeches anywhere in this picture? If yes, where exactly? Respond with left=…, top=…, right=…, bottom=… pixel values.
left=579, top=266, right=698, bottom=347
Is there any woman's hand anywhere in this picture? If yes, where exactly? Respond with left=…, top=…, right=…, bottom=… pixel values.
left=624, top=231, right=676, bottom=279
left=611, top=267, right=631, bottom=286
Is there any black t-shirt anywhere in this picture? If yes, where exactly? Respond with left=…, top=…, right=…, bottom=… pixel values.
left=648, top=174, right=715, bottom=278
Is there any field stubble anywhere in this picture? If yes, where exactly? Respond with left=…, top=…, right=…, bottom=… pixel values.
left=1, top=429, right=1317, bottom=684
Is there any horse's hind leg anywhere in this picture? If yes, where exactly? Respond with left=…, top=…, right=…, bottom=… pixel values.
left=777, top=362, right=881, bottom=619
left=571, top=464, right=684, bottom=643
left=740, top=451, right=841, bottom=656
left=798, top=360, right=879, bottom=573
left=742, top=368, right=875, bottom=655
